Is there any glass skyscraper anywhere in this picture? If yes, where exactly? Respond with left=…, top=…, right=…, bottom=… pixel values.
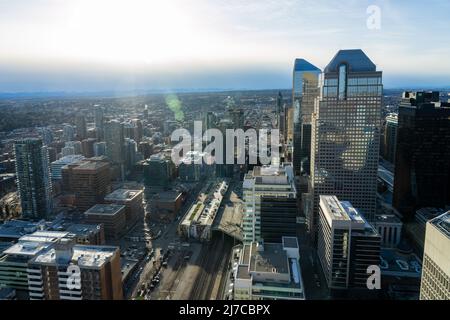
left=14, top=138, right=52, bottom=219
left=308, top=49, right=382, bottom=242
left=292, top=58, right=321, bottom=176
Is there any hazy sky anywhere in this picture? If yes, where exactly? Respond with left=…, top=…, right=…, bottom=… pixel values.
left=1, top=0, right=449, bottom=92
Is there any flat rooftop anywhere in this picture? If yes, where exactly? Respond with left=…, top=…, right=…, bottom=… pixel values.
left=51, top=154, right=85, bottom=165
left=249, top=242, right=288, bottom=274
left=155, top=191, right=182, bottom=202
left=85, top=204, right=125, bottom=216
left=430, top=211, right=450, bottom=238
left=32, top=245, right=117, bottom=268
left=282, top=236, right=298, bottom=249
left=380, top=248, right=422, bottom=278
left=66, top=224, right=102, bottom=236
left=105, top=189, right=143, bottom=201
left=237, top=265, right=251, bottom=279
left=69, top=160, right=109, bottom=171
left=0, top=220, right=43, bottom=240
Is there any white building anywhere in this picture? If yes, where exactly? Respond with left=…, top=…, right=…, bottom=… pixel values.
left=50, top=155, right=85, bottom=180
left=234, top=236, right=304, bottom=300
left=420, top=211, right=450, bottom=300
left=317, top=195, right=380, bottom=291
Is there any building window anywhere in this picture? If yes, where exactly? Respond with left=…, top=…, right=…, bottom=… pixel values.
left=338, top=64, right=347, bottom=100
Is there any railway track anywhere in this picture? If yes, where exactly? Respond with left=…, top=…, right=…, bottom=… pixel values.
left=189, top=235, right=233, bottom=300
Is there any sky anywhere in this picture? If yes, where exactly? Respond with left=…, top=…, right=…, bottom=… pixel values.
left=0, top=0, right=449, bottom=93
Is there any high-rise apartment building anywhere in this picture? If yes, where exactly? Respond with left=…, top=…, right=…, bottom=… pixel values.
left=75, top=114, right=87, bottom=140
left=94, top=106, right=104, bottom=140
left=104, top=120, right=125, bottom=164
left=14, top=138, right=52, bottom=219
left=28, top=238, right=123, bottom=300
left=308, top=49, right=382, bottom=241
left=242, top=163, right=297, bottom=243
left=94, top=141, right=107, bottom=157
left=62, top=160, right=111, bottom=211
left=317, top=195, right=381, bottom=294
left=62, top=124, right=75, bottom=142
left=393, top=91, right=450, bottom=220
left=419, top=211, right=450, bottom=300
left=292, top=59, right=321, bottom=175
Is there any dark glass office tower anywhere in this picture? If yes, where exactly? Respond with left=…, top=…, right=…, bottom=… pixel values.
left=260, top=196, right=298, bottom=242
left=14, top=138, right=52, bottom=219
left=292, top=59, right=320, bottom=176
left=393, top=91, right=450, bottom=220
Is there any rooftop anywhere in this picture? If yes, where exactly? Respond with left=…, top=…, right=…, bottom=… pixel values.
left=85, top=204, right=125, bottom=216
left=51, top=154, right=85, bottom=165
left=3, top=231, right=69, bottom=256
left=104, top=188, right=143, bottom=202
left=430, top=211, right=450, bottom=238
left=32, top=244, right=117, bottom=268
left=0, top=220, right=44, bottom=240
left=282, top=236, right=298, bottom=249
left=67, top=160, right=109, bottom=171
left=324, top=49, right=376, bottom=73
left=294, top=58, right=321, bottom=72
left=249, top=242, right=288, bottom=274
left=65, top=223, right=102, bottom=236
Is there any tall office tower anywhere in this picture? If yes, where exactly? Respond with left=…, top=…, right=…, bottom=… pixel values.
left=81, top=138, right=96, bottom=158
left=382, top=113, right=398, bottom=164
left=138, top=141, right=153, bottom=159
left=276, top=91, right=286, bottom=140
left=317, top=196, right=381, bottom=295
left=143, top=104, right=149, bottom=119
left=308, top=49, right=382, bottom=242
left=124, top=138, right=137, bottom=170
left=134, top=119, right=143, bottom=143
left=393, top=91, right=450, bottom=220
left=75, top=114, right=87, bottom=140
left=28, top=238, right=123, bottom=300
left=62, top=124, right=75, bottom=142
left=143, top=153, right=175, bottom=188
left=94, top=141, right=107, bottom=157
left=292, top=59, right=321, bottom=176
left=62, top=160, right=111, bottom=211
left=14, top=138, right=52, bottom=219
left=242, top=163, right=297, bottom=243
left=64, top=141, right=82, bottom=155
left=104, top=120, right=125, bottom=164
left=61, top=146, right=75, bottom=157
left=94, top=106, right=104, bottom=133
left=420, top=211, right=450, bottom=300
left=39, top=127, right=53, bottom=146
left=203, top=111, right=217, bottom=132
left=229, top=107, right=244, bottom=130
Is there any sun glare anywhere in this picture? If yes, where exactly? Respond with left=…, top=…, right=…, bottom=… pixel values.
left=65, top=0, right=203, bottom=67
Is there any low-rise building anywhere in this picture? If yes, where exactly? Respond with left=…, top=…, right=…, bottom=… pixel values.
left=104, top=189, right=144, bottom=227
left=84, top=204, right=126, bottom=240
left=234, top=237, right=304, bottom=300
left=178, top=180, right=228, bottom=241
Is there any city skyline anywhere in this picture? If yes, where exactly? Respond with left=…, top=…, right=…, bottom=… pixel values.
left=1, top=0, right=450, bottom=93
